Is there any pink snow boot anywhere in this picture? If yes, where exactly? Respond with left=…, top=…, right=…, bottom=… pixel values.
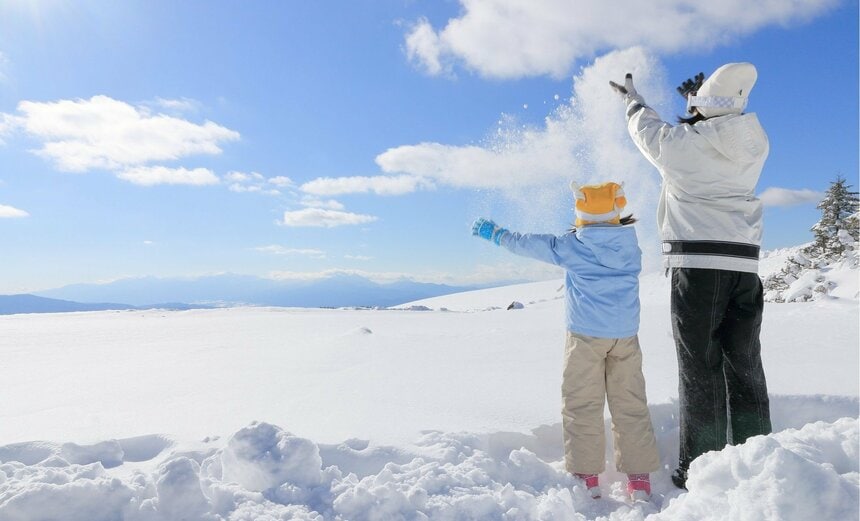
left=626, top=473, right=651, bottom=501
left=575, top=473, right=601, bottom=498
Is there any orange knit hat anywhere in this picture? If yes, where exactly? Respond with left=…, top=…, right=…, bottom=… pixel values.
left=571, top=181, right=627, bottom=227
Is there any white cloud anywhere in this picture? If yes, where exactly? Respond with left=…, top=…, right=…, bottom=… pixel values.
left=228, top=184, right=262, bottom=193
left=267, top=269, right=361, bottom=282
left=406, top=0, right=837, bottom=78
left=226, top=170, right=281, bottom=195
left=8, top=95, right=239, bottom=172
left=152, top=97, right=202, bottom=113
left=265, top=264, right=556, bottom=285
left=379, top=47, right=668, bottom=268
left=458, top=261, right=563, bottom=285
left=279, top=208, right=378, bottom=228
left=269, top=176, right=294, bottom=188
left=405, top=18, right=448, bottom=76
left=0, top=113, right=15, bottom=145
left=0, top=204, right=29, bottom=218
left=344, top=255, right=373, bottom=261
left=378, top=47, right=665, bottom=191
left=376, top=141, right=569, bottom=190
left=225, top=171, right=262, bottom=183
left=300, top=196, right=345, bottom=210
left=267, top=268, right=424, bottom=284
left=300, top=174, right=434, bottom=196
left=117, top=166, right=220, bottom=186
left=760, top=187, right=823, bottom=207
left=255, top=245, right=326, bottom=258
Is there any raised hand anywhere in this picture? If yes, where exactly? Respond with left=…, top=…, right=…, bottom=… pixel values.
left=676, top=72, right=705, bottom=98
left=471, top=218, right=508, bottom=245
left=609, top=73, right=638, bottom=98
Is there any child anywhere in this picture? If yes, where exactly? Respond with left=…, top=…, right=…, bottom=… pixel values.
left=471, top=182, right=660, bottom=500
left=609, top=63, right=772, bottom=489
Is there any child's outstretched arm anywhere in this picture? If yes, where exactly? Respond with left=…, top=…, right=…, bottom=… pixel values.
left=471, top=218, right=509, bottom=245
left=471, top=218, right=565, bottom=266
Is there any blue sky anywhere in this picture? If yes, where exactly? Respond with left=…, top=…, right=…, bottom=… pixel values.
left=0, top=0, right=857, bottom=293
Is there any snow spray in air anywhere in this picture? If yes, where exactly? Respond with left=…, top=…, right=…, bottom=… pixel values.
left=471, top=47, right=670, bottom=272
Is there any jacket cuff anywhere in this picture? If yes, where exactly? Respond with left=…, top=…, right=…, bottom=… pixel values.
left=624, top=94, right=646, bottom=118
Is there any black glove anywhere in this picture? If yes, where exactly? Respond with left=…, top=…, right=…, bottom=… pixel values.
left=676, top=72, right=705, bottom=98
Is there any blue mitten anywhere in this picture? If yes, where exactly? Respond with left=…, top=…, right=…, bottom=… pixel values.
left=471, top=218, right=508, bottom=245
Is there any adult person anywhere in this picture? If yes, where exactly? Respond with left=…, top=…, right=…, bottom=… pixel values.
left=608, top=63, right=772, bottom=489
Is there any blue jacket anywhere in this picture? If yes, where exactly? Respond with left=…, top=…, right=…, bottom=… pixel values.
left=500, top=225, right=641, bottom=338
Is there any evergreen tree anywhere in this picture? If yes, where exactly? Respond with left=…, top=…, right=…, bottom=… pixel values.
left=806, top=176, right=859, bottom=259
left=763, top=176, right=859, bottom=302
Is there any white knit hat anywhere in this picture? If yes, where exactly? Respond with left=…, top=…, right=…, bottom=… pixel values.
left=687, top=62, right=757, bottom=118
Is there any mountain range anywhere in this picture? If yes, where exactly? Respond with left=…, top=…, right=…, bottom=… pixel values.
left=0, top=294, right=206, bottom=316
left=2, top=273, right=486, bottom=315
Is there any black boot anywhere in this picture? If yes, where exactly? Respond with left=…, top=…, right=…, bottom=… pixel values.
left=671, top=467, right=688, bottom=490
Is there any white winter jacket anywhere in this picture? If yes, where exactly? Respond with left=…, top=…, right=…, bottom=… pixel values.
left=624, top=96, right=769, bottom=274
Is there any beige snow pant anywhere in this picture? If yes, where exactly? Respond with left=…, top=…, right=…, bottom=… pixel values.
left=562, top=332, right=660, bottom=474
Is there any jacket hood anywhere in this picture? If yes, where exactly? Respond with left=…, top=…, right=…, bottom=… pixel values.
left=574, top=225, right=640, bottom=271
left=694, top=113, right=769, bottom=164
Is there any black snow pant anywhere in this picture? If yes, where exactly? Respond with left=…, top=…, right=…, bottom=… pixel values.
left=671, top=267, right=772, bottom=471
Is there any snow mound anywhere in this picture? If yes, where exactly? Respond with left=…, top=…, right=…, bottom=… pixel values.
left=392, top=305, right=433, bottom=312
left=1, top=414, right=858, bottom=520
left=762, top=242, right=859, bottom=303
left=759, top=245, right=807, bottom=278
left=0, top=435, right=172, bottom=468
left=654, top=418, right=859, bottom=521
left=218, top=422, right=324, bottom=491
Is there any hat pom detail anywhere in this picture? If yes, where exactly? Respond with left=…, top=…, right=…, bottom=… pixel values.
left=570, top=181, right=586, bottom=200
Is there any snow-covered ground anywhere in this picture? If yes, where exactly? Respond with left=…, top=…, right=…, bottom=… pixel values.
left=0, top=265, right=857, bottom=520
left=760, top=243, right=860, bottom=302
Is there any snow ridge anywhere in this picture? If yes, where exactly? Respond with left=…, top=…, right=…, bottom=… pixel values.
left=1, top=396, right=857, bottom=521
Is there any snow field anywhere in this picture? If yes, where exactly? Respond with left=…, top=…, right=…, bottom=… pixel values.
left=0, top=269, right=857, bottom=519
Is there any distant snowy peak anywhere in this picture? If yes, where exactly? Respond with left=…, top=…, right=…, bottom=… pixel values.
left=0, top=294, right=205, bottom=315
left=33, top=273, right=481, bottom=309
